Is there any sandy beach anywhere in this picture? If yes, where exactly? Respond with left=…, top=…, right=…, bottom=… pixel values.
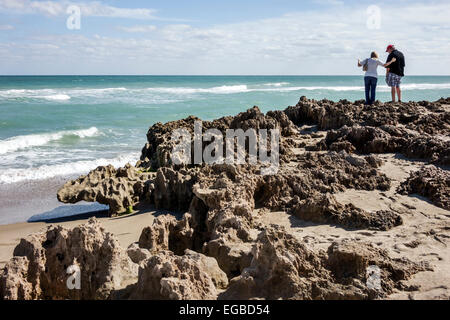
left=0, top=208, right=159, bottom=268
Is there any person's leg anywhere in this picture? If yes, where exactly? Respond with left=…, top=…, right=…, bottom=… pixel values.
left=364, top=77, right=370, bottom=105
left=387, top=73, right=396, bottom=102
left=367, top=77, right=374, bottom=104
left=396, top=87, right=402, bottom=102
left=371, top=77, right=378, bottom=104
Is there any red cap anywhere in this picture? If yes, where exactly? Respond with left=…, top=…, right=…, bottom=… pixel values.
left=386, top=45, right=394, bottom=52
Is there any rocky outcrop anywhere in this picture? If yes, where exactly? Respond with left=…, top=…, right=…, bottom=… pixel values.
left=398, top=166, right=450, bottom=210
left=140, top=115, right=202, bottom=170
left=126, top=243, right=151, bottom=266
left=220, top=226, right=336, bottom=300
left=130, top=249, right=227, bottom=300
left=57, top=164, right=154, bottom=216
left=57, top=106, right=298, bottom=217
left=57, top=97, right=448, bottom=218
left=138, top=214, right=195, bottom=255
left=284, top=96, right=450, bottom=135
left=0, top=218, right=230, bottom=301
left=291, top=193, right=402, bottom=231
left=183, top=250, right=229, bottom=290
left=140, top=106, right=297, bottom=170
left=0, top=218, right=138, bottom=300
left=138, top=214, right=177, bottom=252
left=153, top=167, right=198, bottom=211
left=220, top=226, right=428, bottom=300
left=316, top=125, right=450, bottom=165
left=326, top=240, right=431, bottom=296
left=0, top=257, right=34, bottom=300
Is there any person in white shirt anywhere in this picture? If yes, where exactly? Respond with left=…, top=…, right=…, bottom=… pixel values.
left=358, top=52, right=396, bottom=105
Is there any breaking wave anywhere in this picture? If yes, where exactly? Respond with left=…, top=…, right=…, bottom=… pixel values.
left=0, top=152, right=140, bottom=184
left=1, top=83, right=448, bottom=101
left=0, top=127, right=99, bottom=155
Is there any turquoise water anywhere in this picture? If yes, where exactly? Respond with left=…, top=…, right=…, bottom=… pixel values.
left=0, top=75, right=449, bottom=184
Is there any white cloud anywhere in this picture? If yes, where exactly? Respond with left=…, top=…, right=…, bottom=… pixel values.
left=0, top=24, right=14, bottom=30
left=1, top=1, right=450, bottom=74
left=117, top=25, right=157, bottom=33
left=0, top=0, right=158, bottom=19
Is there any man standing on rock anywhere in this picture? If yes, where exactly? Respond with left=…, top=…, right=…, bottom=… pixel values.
left=385, top=45, right=405, bottom=103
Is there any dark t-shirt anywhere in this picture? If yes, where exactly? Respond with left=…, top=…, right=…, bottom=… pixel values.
left=386, top=50, right=405, bottom=77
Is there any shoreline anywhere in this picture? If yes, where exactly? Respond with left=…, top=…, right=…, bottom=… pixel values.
left=0, top=174, right=98, bottom=225
left=0, top=175, right=72, bottom=225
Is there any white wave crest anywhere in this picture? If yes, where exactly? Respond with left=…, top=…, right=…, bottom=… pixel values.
left=263, top=82, right=290, bottom=87
left=260, top=86, right=363, bottom=92
left=256, top=83, right=450, bottom=92
left=146, top=85, right=249, bottom=94
left=70, top=87, right=128, bottom=96
left=0, top=152, right=140, bottom=184
left=0, top=87, right=127, bottom=100
left=0, top=127, right=99, bottom=155
left=147, top=84, right=363, bottom=93
left=41, top=94, right=71, bottom=101
left=1, top=82, right=448, bottom=100
left=396, top=83, right=450, bottom=90
left=0, top=89, right=72, bottom=101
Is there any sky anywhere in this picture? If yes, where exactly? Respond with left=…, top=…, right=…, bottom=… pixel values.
left=0, top=0, right=449, bottom=75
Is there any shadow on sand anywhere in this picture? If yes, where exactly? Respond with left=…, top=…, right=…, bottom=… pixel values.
left=27, top=203, right=186, bottom=224
left=27, top=203, right=110, bottom=224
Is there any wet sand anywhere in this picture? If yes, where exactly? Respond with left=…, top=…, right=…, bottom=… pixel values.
left=0, top=175, right=79, bottom=225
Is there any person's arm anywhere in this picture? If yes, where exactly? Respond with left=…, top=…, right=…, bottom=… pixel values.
left=383, top=57, right=396, bottom=68
left=357, top=59, right=363, bottom=67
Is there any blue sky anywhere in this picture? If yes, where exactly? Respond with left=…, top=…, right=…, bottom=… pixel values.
left=0, top=0, right=449, bottom=75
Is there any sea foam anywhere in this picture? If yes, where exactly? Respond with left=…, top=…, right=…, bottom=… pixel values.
left=0, top=127, right=99, bottom=155
left=145, top=85, right=249, bottom=94
left=41, top=94, right=71, bottom=101
left=263, top=82, right=290, bottom=87
left=1, top=83, right=448, bottom=101
left=0, top=152, right=140, bottom=184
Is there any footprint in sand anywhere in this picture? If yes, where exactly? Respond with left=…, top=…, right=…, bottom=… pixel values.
left=358, top=231, right=376, bottom=236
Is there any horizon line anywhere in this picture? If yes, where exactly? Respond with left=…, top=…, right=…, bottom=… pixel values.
left=1, top=74, right=450, bottom=77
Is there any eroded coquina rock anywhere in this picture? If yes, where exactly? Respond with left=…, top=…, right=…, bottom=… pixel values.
left=0, top=218, right=138, bottom=300
left=398, top=166, right=450, bottom=210
left=220, top=226, right=430, bottom=300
